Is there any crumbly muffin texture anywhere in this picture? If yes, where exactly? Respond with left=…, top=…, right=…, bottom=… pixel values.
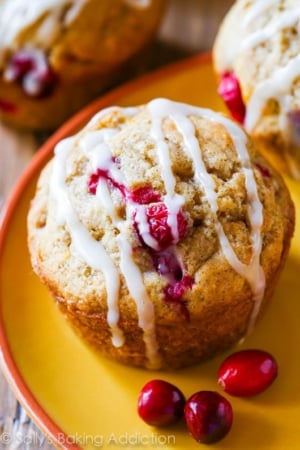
left=0, top=0, right=165, bottom=130
left=213, top=0, right=300, bottom=179
left=27, top=98, right=295, bottom=369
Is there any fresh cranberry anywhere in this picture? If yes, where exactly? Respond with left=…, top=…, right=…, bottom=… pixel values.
left=130, top=186, right=161, bottom=204
left=135, top=203, right=188, bottom=251
left=5, top=50, right=58, bottom=98
left=218, top=349, right=278, bottom=397
left=184, top=391, right=233, bottom=444
left=137, top=380, right=186, bottom=427
left=255, top=163, right=271, bottom=179
left=218, top=72, right=246, bottom=124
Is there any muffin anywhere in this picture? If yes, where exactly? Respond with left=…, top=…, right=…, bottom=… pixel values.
left=213, top=0, right=300, bottom=179
left=27, top=98, right=295, bottom=370
left=0, top=0, right=165, bottom=130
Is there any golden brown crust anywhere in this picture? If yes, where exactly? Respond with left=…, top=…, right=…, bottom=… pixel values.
left=213, top=0, right=300, bottom=179
left=0, top=0, right=165, bottom=130
left=27, top=102, right=295, bottom=369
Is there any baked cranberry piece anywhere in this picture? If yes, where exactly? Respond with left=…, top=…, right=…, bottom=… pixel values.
left=5, top=49, right=58, bottom=98
left=218, top=72, right=246, bottom=124
left=255, top=162, right=271, bottom=179
left=0, top=98, right=17, bottom=113
left=87, top=168, right=127, bottom=196
left=130, top=186, right=161, bottom=204
left=135, top=202, right=188, bottom=251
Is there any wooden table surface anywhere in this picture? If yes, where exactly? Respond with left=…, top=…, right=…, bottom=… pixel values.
left=0, top=1, right=234, bottom=448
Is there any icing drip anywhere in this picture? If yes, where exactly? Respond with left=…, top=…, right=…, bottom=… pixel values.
left=149, top=99, right=265, bottom=333
left=148, top=103, right=186, bottom=246
left=218, top=0, right=300, bottom=140
left=49, top=98, right=266, bottom=368
left=245, top=54, right=300, bottom=133
left=51, top=136, right=124, bottom=349
left=215, top=0, right=278, bottom=74
left=81, top=122, right=162, bottom=368
left=240, top=8, right=300, bottom=53
left=242, top=0, right=279, bottom=29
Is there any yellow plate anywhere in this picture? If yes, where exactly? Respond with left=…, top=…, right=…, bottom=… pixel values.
left=0, top=54, right=300, bottom=450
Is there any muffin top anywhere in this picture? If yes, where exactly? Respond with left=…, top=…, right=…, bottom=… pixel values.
left=0, top=0, right=154, bottom=60
left=0, top=0, right=163, bottom=96
left=28, top=98, right=294, bottom=369
left=213, top=0, right=300, bottom=144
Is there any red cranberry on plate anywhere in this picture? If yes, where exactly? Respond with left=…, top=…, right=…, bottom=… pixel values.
left=137, top=379, right=186, bottom=427
left=218, top=349, right=278, bottom=397
left=184, top=390, right=233, bottom=444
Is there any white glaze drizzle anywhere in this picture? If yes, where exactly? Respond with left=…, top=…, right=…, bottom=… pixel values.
left=215, top=0, right=277, bottom=74
left=80, top=120, right=162, bottom=368
left=245, top=53, right=300, bottom=134
left=49, top=98, right=266, bottom=367
left=218, top=0, right=300, bottom=139
left=241, top=0, right=278, bottom=29
left=50, top=135, right=125, bottom=349
left=148, top=102, right=185, bottom=247
left=148, top=99, right=265, bottom=333
left=240, top=8, right=300, bottom=53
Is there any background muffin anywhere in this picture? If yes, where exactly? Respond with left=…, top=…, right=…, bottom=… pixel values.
left=0, top=0, right=165, bottom=130
left=27, top=98, right=295, bottom=370
left=213, top=0, right=300, bottom=179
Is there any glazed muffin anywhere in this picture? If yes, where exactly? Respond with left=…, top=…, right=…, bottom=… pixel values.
left=27, top=98, right=295, bottom=370
left=213, top=0, right=300, bottom=179
left=0, top=0, right=165, bottom=130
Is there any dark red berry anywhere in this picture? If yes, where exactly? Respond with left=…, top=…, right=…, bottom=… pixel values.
left=218, top=349, right=278, bottom=397
left=130, top=186, right=161, bottom=204
left=87, top=167, right=127, bottom=197
left=6, top=51, right=34, bottom=81
left=164, top=275, right=194, bottom=321
left=25, top=67, right=58, bottom=98
left=5, top=50, right=58, bottom=98
left=164, top=275, right=194, bottom=299
left=150, top=249, right=193, bottom=320
left=255, top=163, right=272, bottom=179
left=218, top=72, right=246, bottom=124
left=135, top=202, right=188, bottom=251
left=151, top=249, right=183, bottom=278
left=137, top=379, right=186, bottom=427
left=0, top=98, right=17, bottom=113
left=184, top=391, right=233, bottom=444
